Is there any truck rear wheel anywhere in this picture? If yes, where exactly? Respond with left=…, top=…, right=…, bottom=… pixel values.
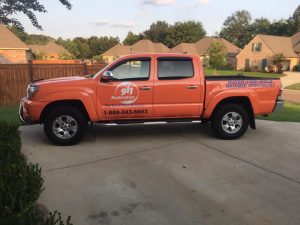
left=44, top=106, right=87, bottom=146
left=211, top=103, right=249, bottom=140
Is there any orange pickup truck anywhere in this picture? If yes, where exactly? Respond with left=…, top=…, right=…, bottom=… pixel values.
left=19, top=54, right=283, bottom=145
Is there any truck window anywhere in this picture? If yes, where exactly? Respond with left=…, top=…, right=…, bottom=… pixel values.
left=158, top=58, right=194, bottom=80
left=111, top=59, right=150, bottom=81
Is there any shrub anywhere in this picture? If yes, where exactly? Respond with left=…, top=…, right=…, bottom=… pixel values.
left=0, top=122, right=72, bottom=225
left=293, top=64, right=300, bottom=72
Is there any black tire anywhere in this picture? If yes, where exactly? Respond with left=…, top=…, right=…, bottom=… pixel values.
left=211, top=103, right=249, bottom=140
left=44, top=106, right=87, bottom=146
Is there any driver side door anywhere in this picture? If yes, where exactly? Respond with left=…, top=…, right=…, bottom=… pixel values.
left=97, top=57, right=154, bottom=120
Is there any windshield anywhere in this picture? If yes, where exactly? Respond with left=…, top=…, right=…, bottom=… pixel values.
left=93, top=58, right=120, bottom=78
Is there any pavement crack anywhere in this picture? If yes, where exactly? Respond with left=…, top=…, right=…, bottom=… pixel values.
left=44, top=141, right=187, bottom=173
left=160, top=126, right=300, bottom=186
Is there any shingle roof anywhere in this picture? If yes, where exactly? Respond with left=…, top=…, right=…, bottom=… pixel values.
left=291, top=32, right=300, bottom=53
left=102, top=44, right=131, bottom=56
left=0, top=23, right=28, bottom=49
left=195, top=37, right=241, bottom=55
left=131, top=39, right=169, bottom=53
left=169, top=43, right=198, bottom=54
left=28, top=41, right=69, bottom=55
left=259, top=34, right=298, bottom=57
left=102, top=39, right=170, bottom=56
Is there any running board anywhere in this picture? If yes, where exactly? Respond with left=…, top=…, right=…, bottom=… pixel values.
left=98, top=119, right=203, bottom=126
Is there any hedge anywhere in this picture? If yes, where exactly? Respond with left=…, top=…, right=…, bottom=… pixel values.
left=0, top=122, right=72, bottom=225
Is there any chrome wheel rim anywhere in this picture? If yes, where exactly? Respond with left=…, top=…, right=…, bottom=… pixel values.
left=221, top=112, right=243, bottom=134
left=52, top=115, right=78, bottom=139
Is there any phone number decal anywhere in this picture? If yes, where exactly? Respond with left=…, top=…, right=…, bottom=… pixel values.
left=226, top=80, right=274, bottom=88
left=104, top=109, right=148, bottom=115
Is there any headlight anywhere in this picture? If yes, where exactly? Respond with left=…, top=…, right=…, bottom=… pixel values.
left=27, top=84, right=39, bottom=99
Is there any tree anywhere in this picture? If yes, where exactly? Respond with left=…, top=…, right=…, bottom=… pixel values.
left=207, top=42, right=227, bottom=74
left=219, top=10, right=252, bottom=48
left=166, top=21, right=206, bottom=47
left=249, top=18, right=271, bottom=37
left=0, top=0, right=71, bottom=32
left=292, top=4, right=300, bottom=32
left=143, top=21, right=171, bottom=44
left=123, top=31, right=143, bottom=45
left=268, top=19, right=294, bottom=36
left=272, top=53, right=285, bottom=73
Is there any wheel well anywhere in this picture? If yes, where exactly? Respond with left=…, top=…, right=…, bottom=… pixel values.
left=211, top=96, right=256, bottom=129
left=39, top=100, right=91, bottom=123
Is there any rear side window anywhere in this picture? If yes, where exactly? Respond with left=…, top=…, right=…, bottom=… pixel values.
left=158, top=58, right=194, bottom=80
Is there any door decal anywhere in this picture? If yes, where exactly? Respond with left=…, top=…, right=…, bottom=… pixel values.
left=111, top=82, right=139, bottom=104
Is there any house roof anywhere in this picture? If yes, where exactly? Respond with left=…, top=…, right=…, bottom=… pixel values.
left=131, top=39, right=169, bottom=53
left=102, top=39, right=170, bottom=56
left=28, top=41, right=69, bottom=55
left=102, top=44, right=131, bottom=56
left=258, top=34, right=298, bottom=57
left=291, top=32, right=300, bottom=53
left=0, top=24, right=28, bottom=49
left=169, top=43, right=198, bottom=54
left=195, top=37, right=241, bottom=55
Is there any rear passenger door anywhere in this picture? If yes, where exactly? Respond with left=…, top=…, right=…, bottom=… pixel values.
left=153, top=57, right=202, bottom=118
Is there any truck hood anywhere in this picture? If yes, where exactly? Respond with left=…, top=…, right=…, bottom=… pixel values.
left=34, top=76, right=87, bottom=86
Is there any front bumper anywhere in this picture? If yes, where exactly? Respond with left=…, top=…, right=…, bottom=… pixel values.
left=19, top=97, right=48, bottom=124
left=273, top=99, right=284, bottom=113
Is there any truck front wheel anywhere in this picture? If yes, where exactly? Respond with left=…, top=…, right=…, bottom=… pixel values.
left=211, top=103, right=249, bottom=140
left=44, top=106, right=87, bottom=146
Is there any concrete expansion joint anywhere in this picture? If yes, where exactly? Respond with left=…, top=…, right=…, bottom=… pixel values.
left=43, top=140, right=188, bottom=173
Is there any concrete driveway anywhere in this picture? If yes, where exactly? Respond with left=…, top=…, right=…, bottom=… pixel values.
left=20, top=120, right=300, bottom=225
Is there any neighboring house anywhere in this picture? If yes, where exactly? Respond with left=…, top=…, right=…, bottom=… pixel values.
left=170, top=37, right=241, bottom=68
left=0, top=24, right=30, bottom=64
left=28, top=41, right=70, bottom=60
left=169, top=43, right=198, bottom=55
left=237, top=33, right=300, bottom=71
left=102, top=39, right=170, bottom=63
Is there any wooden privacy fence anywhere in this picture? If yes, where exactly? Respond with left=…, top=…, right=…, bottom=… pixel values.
left=0, top=63, right=107, bottom=106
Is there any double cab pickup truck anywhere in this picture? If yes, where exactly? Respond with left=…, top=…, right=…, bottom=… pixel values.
left=19, top=54, right=283, bottom=145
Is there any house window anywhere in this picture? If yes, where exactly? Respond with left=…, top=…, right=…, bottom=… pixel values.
left=262, top=59, right=268, bottom=70
left=245, top=59, right=250, bottom=68
left=252, top=43, right=262, bottom=52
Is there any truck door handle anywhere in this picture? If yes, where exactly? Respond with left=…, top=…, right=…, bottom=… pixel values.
left=139, top=86, right=152, bottom=90
left=186, top=85, right=198, bottom=89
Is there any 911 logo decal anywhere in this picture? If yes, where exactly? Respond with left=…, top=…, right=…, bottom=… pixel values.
left=111, top=82, right=139, bottom=104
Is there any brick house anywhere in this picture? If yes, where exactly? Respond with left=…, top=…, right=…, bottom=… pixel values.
left=170, top=37, right=241, bottom=68
left=28, top=41, right=70, bottom=60
left=237, top=33, right=300, bottom=71
left=0, top=24, right=30, bottom=64
left=102, top=40, right=170, bottom=63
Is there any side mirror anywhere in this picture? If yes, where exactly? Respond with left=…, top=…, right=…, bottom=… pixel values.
left=101, top=71, right=114, bottom=82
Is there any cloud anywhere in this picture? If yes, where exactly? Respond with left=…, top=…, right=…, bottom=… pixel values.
left=141, top=0, right=175, bottom=6
left=138, top=7, right=151, bottom=16
left=95, top=20, right=109, bottom=26
left=195, top=0, right=211, bottom=5
left=111, top=22, right=136, bottom=28
left=94, top=20, right=136, bottom=28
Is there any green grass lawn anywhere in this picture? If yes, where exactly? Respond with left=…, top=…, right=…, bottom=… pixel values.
left=285, top=83, right=300, bottom=90
left=0, top=106, right=20, bottom=125
left=204, top=68, right=284, bottom=79
left=257, top=101, right=300, bottom=122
